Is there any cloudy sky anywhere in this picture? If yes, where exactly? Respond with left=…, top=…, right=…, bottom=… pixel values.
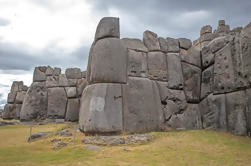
left=0, top=0, right=250, bottom=108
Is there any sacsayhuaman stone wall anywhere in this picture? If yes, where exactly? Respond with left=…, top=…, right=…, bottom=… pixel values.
left=2, top=17, right=251, bottom=136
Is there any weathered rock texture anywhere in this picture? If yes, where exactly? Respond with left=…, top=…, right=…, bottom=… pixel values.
left=3, top=18, right=251, bottom=137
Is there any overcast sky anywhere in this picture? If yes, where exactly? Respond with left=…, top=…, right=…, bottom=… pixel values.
left=0, top=0, right=250, bottom=108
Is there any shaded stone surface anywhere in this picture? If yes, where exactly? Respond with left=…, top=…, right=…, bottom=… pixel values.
left=15, top=91, right=26, bottom=104
left=127, top=49, right=147, bottom=77
left=76, top=78, right=87, bottom=97
left=201, top=46, right=214, bottom=69
left=245, top=88, right=251, bottom=134
left=178, top=38, right=192, bottom=50
left=33, top=66, right=47, bottom=82
left=143, top=30, right=160, bottom=51
left=28, top=132, right=51, bottom=142
left=95, top=17, right=120, bottom=41
left=79, top=83, right=123, bottom=134
left=167, top=53, right=183, bottom=89
left=47, top=87, right=67, bottom=119
left=88, top=38, right=127, bottom=84
left=166, top=37, right=179, bottom=53
left=180, top=46, right=201, bottom=68
left=147, top=51, right=168, bottom=81
left=46, top=76, right=59, bottom=88
left=65, top=98, right=80, bottom=122
left=65, top=87, right=77, bottom=98
left=121, top=38, right=148, bottom=52
left=201, top=65, right=214, bottom=99
left=7, top=92, right=16, bottom=104
left=182, top=62, right=201, bottom=103
left=65, top=68, right=82, bottom=79
left=20, top=82, right=48, bottom=121
left=122, top=77, right=163, bottom=133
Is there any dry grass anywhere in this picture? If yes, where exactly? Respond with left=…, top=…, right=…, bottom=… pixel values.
left=0, top=123, right=251, bottom=166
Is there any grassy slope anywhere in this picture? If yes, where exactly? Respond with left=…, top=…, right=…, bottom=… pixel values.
left=0, top=123, right=251, bottom=166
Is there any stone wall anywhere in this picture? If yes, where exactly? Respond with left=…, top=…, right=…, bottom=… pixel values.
left=79, top=17, right=251, bottom=136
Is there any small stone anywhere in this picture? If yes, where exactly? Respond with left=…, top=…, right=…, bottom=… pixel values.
left=53, top=142, right=67, bottom=150
left=51, top=138, right=61, bottom=143
left=28, top=132, right=51, bottom=142
left=86, top=145, right=101, bottom=150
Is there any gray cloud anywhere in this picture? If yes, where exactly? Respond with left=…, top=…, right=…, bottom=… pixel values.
left=0, top=40, right=89, bottom=72
left=0, top=17, right=10, bottom=26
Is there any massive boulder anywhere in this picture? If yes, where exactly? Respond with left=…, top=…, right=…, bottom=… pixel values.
left=94, top=17, right=120, bottom=41
left=122, top=77, right=164, bottom=133
left=127, top=49, right=147, bottom=78
left=2, top=104, right=21, bottom=120
left=201, top=65, right=214, bottom=99
left=88, top=38, right=127, bottom=84
left=121, top=38, right=148, bottom=52
left=178, top=38, right=192, bottom=50
left=65, top=98, right=80, bottom=122
left=33, top=66, right=47, bottom=82
left=180, top=46, right=201, bottom=68
left=166, top=37, right=179, bottom=53
left=143, top=30, right=160, bottom=51
left=79, top=83, right=123, bottom=134
left=47, top=87, right=67, bottom=119
left=20, top=82, right=48, bottom=121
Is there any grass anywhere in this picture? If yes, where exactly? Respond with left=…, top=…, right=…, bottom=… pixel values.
left=0, top=123, right=251, bottom=166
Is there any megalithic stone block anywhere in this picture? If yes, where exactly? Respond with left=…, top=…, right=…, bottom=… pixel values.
left=88, top=38, right=127, bottom=84
left=20, top=82, right=48, bottom=121
left=199, top=94, right=227, bottom=130
left=201, top=46, right=214, bottom=69
left=121, top=38, right=148, bottom=52
left=122, top=77, right=164, bottom=133
left=127, top=49, right=147, bottom=78
left=166, top=37, right=179, bottom=53
left=178, top=38, right=192, bottom=50
left=47, top=87, right=67, bottom=119
left=65, top=68, right=82, bottom=79
left=245, top=88, right=251, bottom=135
left=79, top=83, right=123, bottom=134
left=143, top=30, right=161, bottom=51
left=147, top=51, right=168, bottom=81
left=180, top=46, right=201, bottom=68
left=33, top=66, right=47, bottom=82
left=65, top=98, right=80, bottom=122
left=7, top=92, right=16, bottom=104
left=167, top=53, right=184, bottom=90
left=15, top=91, right=26, bottom=104
left=226, top=91, right=247, bottom=136
left=182, top=62, right=201, bottom=103
left=95, top=17, right=120, bottom=41
left=201, top=65, right=214, bottom=99
left=2, top=104, right=20, bottom=120
left=167, top=104, right=202, bottom=130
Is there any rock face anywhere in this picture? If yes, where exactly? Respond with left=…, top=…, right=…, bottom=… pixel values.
left=4, top=18, right=251, bottom=137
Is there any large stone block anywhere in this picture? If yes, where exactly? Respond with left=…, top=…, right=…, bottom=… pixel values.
left=127, top=49, right=147, bottom=78
left=88, top=38, right=127, bottom=84
left=65, top=87, right=77, bottom=98
left=178, top=38, right=192, bottom=50
left=167, top=104, right=202, bottom=130
left=201, top=65, right=214, bottom=99
left=245, top=88, right=251, bottom=134
left=121, top=38, right=148, bottom=52
left=7, top=92, right=16, bottom=104
left=143, top=30, right=160, bottom=51
left=199, top=94, right=227, bottom=130
left=200, top=25, right=212, bottom=35
left=201, top=46, right=214, bottom=69
left=158, top=37, right=168, bottom=53
left=76, top=78, right=87, bottom=97
left=225, top=91, right=247, bottom=136
left=15, top=91, right=26, bottom=104
left=95, top=17, right=120, bottom=41
left=122, top=77, right=164, bottom=133
left=209, top=35, right=232, bottom=53
left=147, top=51, right=168, bottom=81
left=213, top=43, right=236, bottom=94
left=65, top=98, right=80, bottom=122
left=180, top=46, right=201, bottom=68
left=65, top=68, right=82, bottom=79
left=20, top=82, right=48, bottom=121
left=58, top=74, right=68, bottom=87
left=46, top=76, right=59, bottom=88
left=47, top=87, right=67, bottom=119
left=2, top=104, right=18, bottom=120
left=166, top=37, right=179, bottom=53
left=10, top=81, right=23, bottom=92
left=167, top=53, right=184, bottom=89
left=79, top=83, right=123, bottom=134
left=33, top=66, right=47, bottom=82
left=182, top=62, right=201, bottom=103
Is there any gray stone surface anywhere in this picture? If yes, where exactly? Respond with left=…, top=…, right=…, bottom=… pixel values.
left=79, top=83, right=123, bottom=134
left=47, top=87, right=67, bottom=119
left=11, top=81, right=24, bottom=92
left=2, top=104, right=17, bottom=120
left=58, top=74, right=68, bottom=87
left=147, top=51, right=168, bottom=81
left=67, top=79, right=78, bottom=87
left=143, top=30, right=160, bottom=51
left=201, top=65, right=214, bottom=99
left=46, top=76, right=59, bottom=88
left=127, top=49, right=147, bottom=78
left=166, top=37, right=179, bottom=53
left=167, top=104, right=202, bottom=130
left=76, top=78, right=87, bottom=97
left=33, top=66, right=47, bottom=82
left=213, top=43, right=236, bottom=94
left=65, top=87, right=77, bottom=98
left=180, top=46, right=201, bottom=68
left=178, top=38, right=192, bottom=50
left=209, top=35, right=232, bottom=53
left=167, top=53, right=183, bottom=89
left=158, top=37, right=168, bottom=53
left=201, top=46, right=214, bottom=69
left=53, top=67, right=61, bottom=76
left=199, top=94, right=227, bottom=130
left=28, top=132, right=51, bottom=142
left=20, top=82, right=48, bottom=121
left=15, top=91, right=26, bottom=104
left=226, top=91, right=247, bottom=136
left=65, top=98, right=79, bottom=122
left=45, top=66, right=54, bottom=76
left=200, top=25, right=212, bottom=35
left=182, top=62, right=201, bottom=103
left=7, top=92, right=16, bottom=104
left=95, top=17, right=119, bottom=41
left=245, top=88, right=251, bottom=134
left=65, top=68, right=82, bottom=79
left=88, top=38, right=127, bottom=84
left=121, top=38, right=148, bottom=52
left=122, top=77, right=163, bottom=133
